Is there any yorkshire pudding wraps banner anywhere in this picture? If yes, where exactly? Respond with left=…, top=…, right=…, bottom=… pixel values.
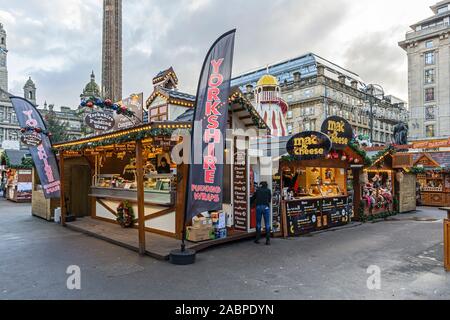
left=10, top=96, right=61, bottom=199
left=185, top=30, right=236, bottom=222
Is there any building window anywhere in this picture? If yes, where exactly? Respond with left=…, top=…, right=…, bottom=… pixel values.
left=287, top=124, right=293, bottom=135
left=426, top=124, right=435, bottom=137
left=0, top=37, right=4, bottom=45
left=425, top=40, right=433, bottom=49
left=287, top=111, right=293, bottom=119
left=425, top=69, right=435, bottom=84
left=149, top=105, right=168, bottom=122
left=425, top=52, right=435, bottom=65
left=425, top=88, right=435, bottom=102
left=425, top=106, right=436, bottom=120
left=9, top=131, right=18, bottom=141
left=438, top=6, right=448, bottom=14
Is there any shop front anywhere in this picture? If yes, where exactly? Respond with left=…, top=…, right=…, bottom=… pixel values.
left=360, top=154, right=395, bottom=218
left=278, top=117, right=365, bottom=237
left=413, top=153, right=450, bottom=207
left=52, top=87, right=271, bottom=258
left=54, top=122, right=190, bottom=242
left=0, top=149, right=33, bottom=202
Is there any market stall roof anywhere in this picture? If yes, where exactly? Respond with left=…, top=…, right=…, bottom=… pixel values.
left=146, top=86, right=196, bottom=109
left=174, top=87, right=269, bottom=130
left=0, top=149, right=31, bottom=167
left=53, top=121, right=192, bottom=151
left=413, top=152, right=450, bottom=169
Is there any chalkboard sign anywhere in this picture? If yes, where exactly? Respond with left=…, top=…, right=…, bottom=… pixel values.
left=85, top=112, right=115, bottom=131
left=286, top=131, right=332, bottom=161
left=322, top=196, right=350, bottom=228
left=272, top=173, right=282, bottom=233
left=286, top=199, right=321, bottom=236
left=233, top=138, right=248, bottom=231
left=321, top=116, right=353, bottom=150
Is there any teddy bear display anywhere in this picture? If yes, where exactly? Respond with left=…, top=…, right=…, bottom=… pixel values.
left=361, top=173, right=393, bottom=212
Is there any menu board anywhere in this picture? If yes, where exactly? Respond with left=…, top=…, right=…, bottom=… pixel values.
left=286, top=199, right=321, bottom=236
left=233, top=141, right=248, bottom=231
left=272, top=173, right=282, bottom=233
left=285, top=195, right=352, bottom=236
left=322, top=197, right=350, bottom=228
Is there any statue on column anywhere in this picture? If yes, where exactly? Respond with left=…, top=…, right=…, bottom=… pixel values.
left=393, top=122, right=408, bottom=145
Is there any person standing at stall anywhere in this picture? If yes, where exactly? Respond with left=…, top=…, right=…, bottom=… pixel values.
left=251, top=181, right=272, bottom=245
left=157, top=157, right=171, bottom=174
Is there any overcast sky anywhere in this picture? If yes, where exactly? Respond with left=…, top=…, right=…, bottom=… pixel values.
left=0, top=0, right=437, bottom=108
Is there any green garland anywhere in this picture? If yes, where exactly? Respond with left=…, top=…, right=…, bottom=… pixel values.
left=231, top=97, right=267, bottom=129
left=410, top=166, right=426, bottom=174
left=116, top=201, right=135, bottom=228
left=358, top=197, right=399, bottom=223
left=0, top=152, right=34, bottom=169
left=56, top=128, right=177, bottom=151
left=348, top=139, right=372, bottom=166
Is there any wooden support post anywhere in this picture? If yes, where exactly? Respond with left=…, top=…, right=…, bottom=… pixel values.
left=136, top=140, right=146, bottom=255
left=445, top=219, right=450, bottom=272
left=59, top=151, right=66, bottom=227
left=175, top=164, right=188, bottom=240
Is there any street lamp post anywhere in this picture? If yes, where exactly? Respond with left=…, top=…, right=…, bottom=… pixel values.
left=364, top=84, right=384, bottom=145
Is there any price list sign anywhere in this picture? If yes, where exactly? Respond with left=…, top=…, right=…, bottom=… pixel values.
left=286, top=199, right=321, bottom=236
left=233, top=142, right=248, bottom=231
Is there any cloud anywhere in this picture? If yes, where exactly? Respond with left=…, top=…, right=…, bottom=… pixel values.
left=342, top=27, right=408, bottom=100
left=0, top=0, right=430, bottom=108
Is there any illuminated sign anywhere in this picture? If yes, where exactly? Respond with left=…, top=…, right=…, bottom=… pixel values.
left=286, top=131, right=332, bottom=160
left=321, top=116, right=353, bottom=150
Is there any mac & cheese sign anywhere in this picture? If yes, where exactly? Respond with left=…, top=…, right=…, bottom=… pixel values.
left=286, top=131, right=332, bottom=160
left=321, top=116, right=353, bottom=150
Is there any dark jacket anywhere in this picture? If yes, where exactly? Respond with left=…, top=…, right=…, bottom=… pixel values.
left=251, top=187, right=272, bottom=207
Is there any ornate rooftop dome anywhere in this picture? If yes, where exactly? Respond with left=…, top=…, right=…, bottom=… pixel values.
left=24, top=77, right=36, bottom=89
left=256, top=74, right=279, bottom=87
left=81, top=71, right=101, bottom=98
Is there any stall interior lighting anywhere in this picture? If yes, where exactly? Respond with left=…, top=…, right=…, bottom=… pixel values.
left=364, top=169, right=393, bottom=173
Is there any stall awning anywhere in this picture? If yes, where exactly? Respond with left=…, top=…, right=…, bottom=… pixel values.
left=53, top=121, right=192, bottom=151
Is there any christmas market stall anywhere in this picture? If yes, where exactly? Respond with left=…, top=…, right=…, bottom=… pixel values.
left=53, top=121, right=192, bottom=258
left=361, top=146, right=416, bottom=219
left=52, top=84, right=270, bottom=258
left=0, top=149, right=33, bottom=202
left=412, top=152, right=450, bottom=207
left=278, top=116, right=366, bottom=237
left=175, top=87, right=272, bottom=244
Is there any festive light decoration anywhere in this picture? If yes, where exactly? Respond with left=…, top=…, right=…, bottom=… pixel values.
left=20, top=125, right=52, bottom=137
left=80, top=96, right=135, bottom=117
left=229, top=92, right=269, bottom=129
left=54, top=123, right=191, bottom=151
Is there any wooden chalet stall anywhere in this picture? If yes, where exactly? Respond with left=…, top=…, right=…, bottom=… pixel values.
left=53, top=122, right=191, bottom=257
left=413, top=152, right=450, bottom=207
left=52, top=85, right=271, bottom=259
left=0, top=149, right=33, bottom=203
left=176, top=87, right=272, bottom=244
left=280, top=132, right=365, bottom=237
left=362, top=147, right=416, bottom=216
left=361, top=148, right=396, bottom=218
